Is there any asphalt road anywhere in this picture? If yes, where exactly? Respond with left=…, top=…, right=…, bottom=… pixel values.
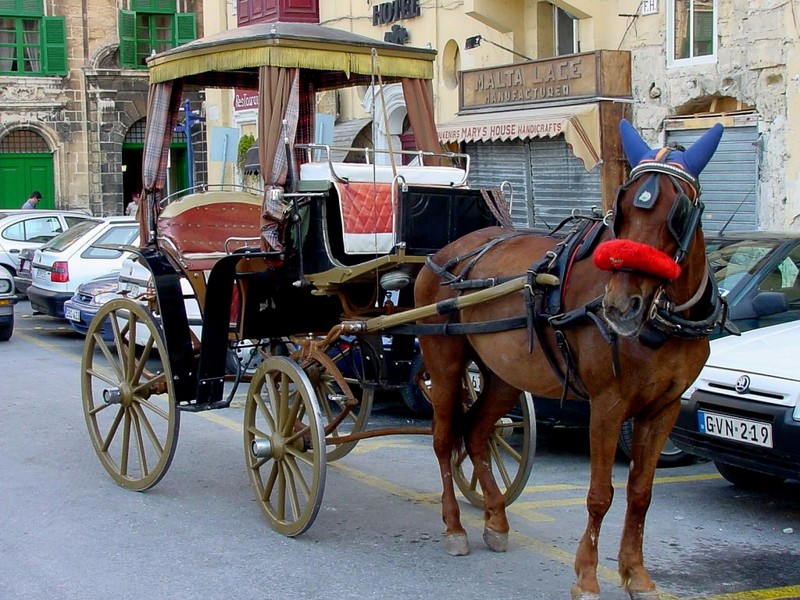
left=2, top=300, right=799, bottom=600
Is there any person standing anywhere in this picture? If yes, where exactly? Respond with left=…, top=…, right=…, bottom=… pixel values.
left=126, top=192, right=140, bottom=217
left=21, top=191, right=42, bottom=209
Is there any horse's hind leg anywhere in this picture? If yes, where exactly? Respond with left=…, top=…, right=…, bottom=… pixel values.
left=573, top=394, right=625, bottom=600
left=462, top=373, right=521, bottom=553
left=418, top=334, right=471, bottom=556
left=618, top=402, right=681, bottom=600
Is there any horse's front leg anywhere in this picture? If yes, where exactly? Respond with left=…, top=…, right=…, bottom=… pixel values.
left=618, top=401, right=681, bottom=600
left=462, top=374, right=521, bottom=553
left=573, top=403, right=624, bottom=600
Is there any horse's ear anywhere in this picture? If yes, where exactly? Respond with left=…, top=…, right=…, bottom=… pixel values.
left=619, top=119, right=652, bottom=167
left=682, top=123, right=724, bottom=177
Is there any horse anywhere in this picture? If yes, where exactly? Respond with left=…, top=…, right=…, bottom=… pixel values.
left=414, top=119, right=726, bottom=599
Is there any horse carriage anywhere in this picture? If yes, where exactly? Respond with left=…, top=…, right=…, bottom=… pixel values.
left=81, top=21, right=731, bottom=599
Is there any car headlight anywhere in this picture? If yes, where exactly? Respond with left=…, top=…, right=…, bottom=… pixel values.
left=793, top=404, right=800, bottom=422
left=91, top=292, right=121, bottom=305
left=0, top=279, right=11, bottom=294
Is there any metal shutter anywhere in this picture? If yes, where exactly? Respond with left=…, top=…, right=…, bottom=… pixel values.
left=528, top=136, right=602, bottom=231
left=466, top=140, right=531, bottom=228
left=666, top=125, right=758, bottom=233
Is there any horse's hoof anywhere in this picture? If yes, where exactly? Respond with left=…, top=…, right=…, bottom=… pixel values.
left=444, top=532, right=470, bottom=556
left=629, top=591, right=660, bottom=600
left=571, top=593, right=600, bottom=600
left=482, top=527, right=508, bottom=552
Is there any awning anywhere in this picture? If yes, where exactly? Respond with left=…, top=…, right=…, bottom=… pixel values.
left=437, top=103, right=601, bottom=171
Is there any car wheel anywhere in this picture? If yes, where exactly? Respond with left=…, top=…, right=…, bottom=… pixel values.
left=714, top=461, right=785, bottom=489
left=400, top=353, right=433, bottom=417
left=617, top=419, right=696, bottom=468
left=0, top=315, right=13, bottom=341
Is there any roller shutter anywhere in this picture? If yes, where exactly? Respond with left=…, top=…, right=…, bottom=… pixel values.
left=466, top=140, right=531, bottom=228
left=528, top=136, right=602, bottom=231
left=666, top=123, right=758, bottom=233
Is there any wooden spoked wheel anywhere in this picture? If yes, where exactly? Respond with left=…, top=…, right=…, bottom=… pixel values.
left=451, top=367, right=536, bottom=507
left=303, top=341, right=374, bottom=461
left=81, top=298, right=179, bottom=491
left=244, top=356, right=326, bottom=537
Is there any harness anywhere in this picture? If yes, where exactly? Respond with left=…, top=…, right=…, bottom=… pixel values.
left=414, top=153, right=736, bottom=401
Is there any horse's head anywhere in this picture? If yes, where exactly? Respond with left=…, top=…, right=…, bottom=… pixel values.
left=593, top=119, right=723, bottom=337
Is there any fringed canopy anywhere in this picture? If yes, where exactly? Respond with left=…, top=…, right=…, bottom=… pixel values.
left=148, top=21, right=436, bottom=86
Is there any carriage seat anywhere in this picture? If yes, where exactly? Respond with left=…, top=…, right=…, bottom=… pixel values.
left=301, top=162, right=467, bottom=255
left=299, top=161, right=466, bottom=186
left=157, top=191, right=262, bottom=271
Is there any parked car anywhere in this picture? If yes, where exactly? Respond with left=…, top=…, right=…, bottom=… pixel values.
left=0, top=265, right=16, bottom=341
left=14, top=247, right=36, bottom=297
left=63, top=272, right=123, bottom=339
left=27, top=217, right=139, bottom=318
left=0, top=209, right=95, bottom=279
left=671, top=320, right=800, bottom=486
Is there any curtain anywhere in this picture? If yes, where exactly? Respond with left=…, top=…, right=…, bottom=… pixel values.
left=0, top=19, right=15, bottom=72
left=22, top=19, right=39, bottom=73
left=401, top=77, right=446, bottom=166
left=140, top=80, right=184, bottom=245
left=258, top=66, right=300, bottom=251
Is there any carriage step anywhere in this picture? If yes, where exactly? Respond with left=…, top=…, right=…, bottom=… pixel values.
left=178, top=399, right=232, bottom=412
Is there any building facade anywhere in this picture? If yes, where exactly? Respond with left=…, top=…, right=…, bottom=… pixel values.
left=0, top=0, right=208, bottom=215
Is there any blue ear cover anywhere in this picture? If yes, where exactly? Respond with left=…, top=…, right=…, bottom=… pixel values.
left=682, top=123, right=724, bottom=177
left=619, top=119, right=724, bottom=177
left=620, top=119, right=651, bottom=167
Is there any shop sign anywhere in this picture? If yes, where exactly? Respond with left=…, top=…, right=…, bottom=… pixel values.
left=234, top=89, right=259, bottom=111
left=372, top=0, right=420, bottom=26
left=459, top=50, right=630, bottom=111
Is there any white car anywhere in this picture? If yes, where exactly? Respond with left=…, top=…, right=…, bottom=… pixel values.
left=28, top=217, right=139, bottom=318
left=672, top=320, right=800, bottom=487
left=0, top=264, right=16, bottom=341
left=0, top=209, right=94, bottom=276
left=117, top=254, right=202, bottom=345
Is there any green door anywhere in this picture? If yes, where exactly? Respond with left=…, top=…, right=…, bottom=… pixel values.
left=0, top=154, right=56, bottom=210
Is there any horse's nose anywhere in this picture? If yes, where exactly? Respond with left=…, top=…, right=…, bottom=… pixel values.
left=603, top=288, right=645, bottom=337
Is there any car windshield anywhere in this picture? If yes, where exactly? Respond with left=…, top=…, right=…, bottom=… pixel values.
left=41, top=219, right=102, bottom=252
left=706, top=238, right=794, bottom=296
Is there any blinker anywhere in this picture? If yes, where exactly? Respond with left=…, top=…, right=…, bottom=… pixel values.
left=633, top=175, right=659, bottom=210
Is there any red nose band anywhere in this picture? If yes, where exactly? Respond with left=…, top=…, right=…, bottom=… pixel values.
left=593, top=239, right=682, bottom=281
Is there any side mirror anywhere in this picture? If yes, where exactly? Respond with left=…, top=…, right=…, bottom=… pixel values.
left=751, top=291, right=789, bottom=317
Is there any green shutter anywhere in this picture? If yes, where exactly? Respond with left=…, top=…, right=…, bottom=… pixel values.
left=118, top=9, right=137, bottom=68
left=0, top=0, right=43, bottom=17
left=42, top=16, right=67, bottom=75
left=174, top=12, right=196, bottom=47
left=131, top=0, right=175, bottom=14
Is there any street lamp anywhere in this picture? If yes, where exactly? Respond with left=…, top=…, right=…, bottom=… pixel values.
left=464, top=35, right=533, bottom=61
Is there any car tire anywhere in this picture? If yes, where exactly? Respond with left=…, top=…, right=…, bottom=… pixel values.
left=0, top=315, right=13, bottom=341
left=400, top=354, right=433, bottom=417
left=617, top=419, right=696, bottom=468
left=714, top=461, right=785, bottom=489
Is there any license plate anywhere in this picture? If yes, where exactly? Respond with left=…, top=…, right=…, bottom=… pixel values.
left=34, top=268, right=47, bottom=280
left=697, top=410, right=773, bottom=448
left=64, top=306, right=81, bottom=322
left=467, top=370, right=482, bottom=393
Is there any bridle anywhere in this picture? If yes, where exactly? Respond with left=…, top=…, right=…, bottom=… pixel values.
left=610, top=148, right=705, bottom=267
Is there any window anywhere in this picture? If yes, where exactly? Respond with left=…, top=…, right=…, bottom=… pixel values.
left=554, top=5, right=577, bottom=56
left=668, top=0, right=716, bottom=66
left=118, top=0, right=196, bottom=69
left=2, top=217, right=61, bottom=242
left=0, top=0, right=67, bottom=75
left=81, top=225, right=139, bottom=259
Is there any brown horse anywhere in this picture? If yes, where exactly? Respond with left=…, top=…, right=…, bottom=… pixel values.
left=415, top=120, right=726, bottom=599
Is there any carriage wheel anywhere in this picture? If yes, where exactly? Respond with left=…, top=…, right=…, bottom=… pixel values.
left=244, top=356, right=327, bottom=537
left=304, top=341, right=374, bottom=461
left=451, top=367, right=536, bottom=507
left=81, top=298, right=179, bottom=491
